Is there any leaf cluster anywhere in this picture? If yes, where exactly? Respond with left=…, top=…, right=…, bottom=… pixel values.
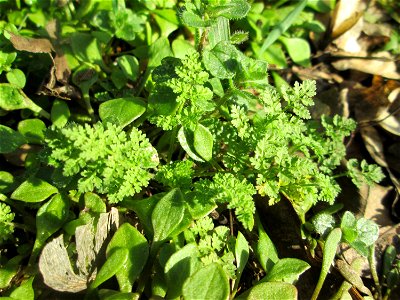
left=0, top=202, right=14, bottom=244
left=43, top=122, right=159, bottom=203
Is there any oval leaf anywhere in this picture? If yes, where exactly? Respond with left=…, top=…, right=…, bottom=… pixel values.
left=99, top=97, right=146, bottom=128
left=236, top=282, right=297, bottom=300
left=17, top=118, right=46, bottom=144
left=11, top=177, right=58, bottom=202
left=106, top=223, right=149, bottom=292
left=178, top=127, right=204, bottom=162
left=9, top=276, right=34, bottom=300
left=311, top=228, right=342, bottom=300
left=182, top=263, right=229, bottom=300
left=51, top=100, right=70, bottom=128
left=90, top=248, right=129, bottom=289
left=255, top=217, right=279, bottom=273
left=280, top=37, right=311, bottom=67
left=151, top=188, right=186, bottom=243
left=35, top=193, right=69, bottom=242
left=164, top=243, right=202, bottom=298
left=202, top=41, right=240, bottom=79
left=234, top=231, right=249, bottom=292
left=6, top=68, right=26, bottom=88
left=0, top=124, right=26, bottom=154
left=193, top=124, right=213, bottom=162
left=31, top=194, right=70, bottom=263
left=263, top=258, right=310, bottom=283
left=0, top=83, right=48, bottom=116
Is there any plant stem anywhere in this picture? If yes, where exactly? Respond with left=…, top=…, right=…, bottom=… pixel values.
left=167, top=127, right=178, bottom=163
left=368, top=245, right=382, bottom=299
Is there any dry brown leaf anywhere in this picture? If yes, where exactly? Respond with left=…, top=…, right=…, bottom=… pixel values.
left=359, top=126, right=388, bottom=167
left=336, top=259, right=372, bottom=297
left=39, top=235, right=88, bottom=293
left=331, top=0, right=365, bottom=40
left=362, top=183, right=393, bottom=226
left=8, top=32, right=54, bottom=53
left=374, top=223, right=400, bottom=263
left=332, top=52, right=400, bottom=79
left=39, top=208, right=119, bottom=292
left=45, top=19, right=71, bottom=84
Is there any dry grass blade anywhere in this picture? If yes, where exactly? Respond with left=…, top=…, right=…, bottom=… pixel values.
left=8, top=32, right=54, bottom=53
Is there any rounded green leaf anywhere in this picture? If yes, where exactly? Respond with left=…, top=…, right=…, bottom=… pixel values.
left=312, top=228, right=342, bottom=300
left=182, top=263, right=229, bottom=300
left=11, top=177, right=58, bottom=202
left=164, top=243, right=202, bottom=298
left=208, top=0, right=251, bottom=19
left=9, top=276, right=34, bottom=300
left=0, top=171, right=15, bottom=193
left=35, top=193, right=69, bottom=243
left=178, top=127, right=204, bottom=162
left=84, top=192, right=106, bottom=213
left=264, top=258, right=310, bottom=283
left=0, top=124, right=26, bottom=153
left=116, top=55, right=139, bottom=80
left=255, top=217, right=279, bottom=273
left=6, top=68, right=26, bottom=88
left=0, top=83, right=47, bottom=115
left=234, top=231, right=249, bottom=290
left=106, top=223, right=149, bottom=292
left=98, top=289, right=140, bottom=300
left=71, top=33, right=104, bottom=67
left=17, top=118, right=46, bottom=144
left=151, top=188, right=186, bottom=243
left=0, top=256, right=23, bottom=289
left=202, top=41, right=240, bottom=79
left=236, top=282, right=297, bottom=300
left=279, top=37, right=311, bottom=67
left=51, top=100, right=70, bottom=127
left=193, top=124, right=213, bottom=162
left=90, top=248, right=129, bottom=289
left=99, top=97, right=146, bottom=128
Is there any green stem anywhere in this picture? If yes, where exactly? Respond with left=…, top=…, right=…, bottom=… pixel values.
left=136, top=242, right=161, bottom=295
left=146, top=21, right=152, bottom=46
left=368, top=245, right=382, bottom=299
left=383, top=289, right=391, bottom=300
left=167, top=127, right=178, bottom=163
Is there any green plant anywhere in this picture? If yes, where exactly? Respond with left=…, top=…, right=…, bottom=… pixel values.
left=42, top=122, right=159, bottom=203
left=0, top=202, right=14, bottom=244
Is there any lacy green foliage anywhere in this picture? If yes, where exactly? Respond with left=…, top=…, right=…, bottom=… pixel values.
left=149, top=52, right=214, bottom=130
left=237, top=82, right=342, bottom=208
left=186, top=216, right=237, bottom=279
left=155, top=160, right=194, bottom=189
left=0, top=202, right=14, bottom=244
left=43, top=123, right=159, bottom=203
left=347, top=159, right=385, bottom=188
left=192, top=173, right=255, bottom=230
